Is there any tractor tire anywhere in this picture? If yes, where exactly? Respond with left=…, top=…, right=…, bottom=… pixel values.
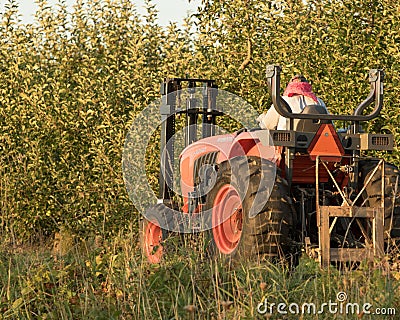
left=204, top=156, right=295, bottom=262
left=141, top=203, right=177, bottom=264
left=359, top=160, right=400, bottom=240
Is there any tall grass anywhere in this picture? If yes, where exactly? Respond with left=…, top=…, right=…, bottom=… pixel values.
left=0, top=225, right=399, bottom=319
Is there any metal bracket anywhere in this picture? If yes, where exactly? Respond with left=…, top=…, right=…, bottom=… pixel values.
left=316, top=157, right=385, bottom=268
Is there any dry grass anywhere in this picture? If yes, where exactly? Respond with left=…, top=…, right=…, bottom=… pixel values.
left=0, top=228, right=399, bottom=320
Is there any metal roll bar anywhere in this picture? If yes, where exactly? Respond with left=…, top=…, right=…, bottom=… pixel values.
left=265, top=65, right=384, bottom=122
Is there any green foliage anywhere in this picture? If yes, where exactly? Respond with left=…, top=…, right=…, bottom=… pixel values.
left=196, top=0, right=400, bottom=156
left=0, top=0, right=399, bottom=240
left=0, top=0, right=199, bottom=239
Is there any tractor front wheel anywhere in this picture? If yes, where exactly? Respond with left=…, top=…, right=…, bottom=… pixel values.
left=141, top=203, right=176, bottom=264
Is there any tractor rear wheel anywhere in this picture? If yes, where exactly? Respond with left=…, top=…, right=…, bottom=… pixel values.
left=359, top=161, right=400, bottom=240
left=205, top=156, right=295, bottom=261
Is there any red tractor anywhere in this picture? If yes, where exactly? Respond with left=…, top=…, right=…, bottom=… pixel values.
left=142, top=65, right=400, bottom=267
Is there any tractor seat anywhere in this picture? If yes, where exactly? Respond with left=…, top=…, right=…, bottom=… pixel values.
left=294, top=104, right=332, bottom=132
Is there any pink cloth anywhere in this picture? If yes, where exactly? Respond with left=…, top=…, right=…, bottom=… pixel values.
left=283, top=82, right=318, bottom=102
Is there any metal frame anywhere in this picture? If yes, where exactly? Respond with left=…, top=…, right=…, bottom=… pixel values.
left=315, top=156, right=385, bottom=268
left=158, top=78, right=219, bottom=202
left=265, top=65, right=384, bottom=125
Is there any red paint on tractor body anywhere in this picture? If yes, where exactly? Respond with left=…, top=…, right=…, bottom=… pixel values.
left=179, top=132, right=276, bottom=212
left=283, top=155, right=348, bottom=185
left=179, top=125, right=349, bottom=210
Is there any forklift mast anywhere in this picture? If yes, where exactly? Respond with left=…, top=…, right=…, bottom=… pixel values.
left=158, top=78, right=219, bottom=202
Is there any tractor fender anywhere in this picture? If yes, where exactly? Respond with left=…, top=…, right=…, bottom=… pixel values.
left=179, top=131, right=277, bottom=198
left=227, top=130, right=276, bottom=162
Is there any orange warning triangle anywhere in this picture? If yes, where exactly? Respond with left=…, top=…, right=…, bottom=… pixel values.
left=307, top=124, right=345, bottom=161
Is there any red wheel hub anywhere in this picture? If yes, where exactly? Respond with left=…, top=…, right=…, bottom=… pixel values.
left=212, top=184, right=243, bottom=254
left=144, top=220, right=163, bottom=263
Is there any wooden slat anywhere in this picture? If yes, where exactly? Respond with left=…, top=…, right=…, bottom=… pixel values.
left=319, top=207, right=330, bottom=268
left=319, top=206, right=382, bottom=218
left=330, top=248, right=374, bottom=262
left=373, top=207, right=384, bottom=256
